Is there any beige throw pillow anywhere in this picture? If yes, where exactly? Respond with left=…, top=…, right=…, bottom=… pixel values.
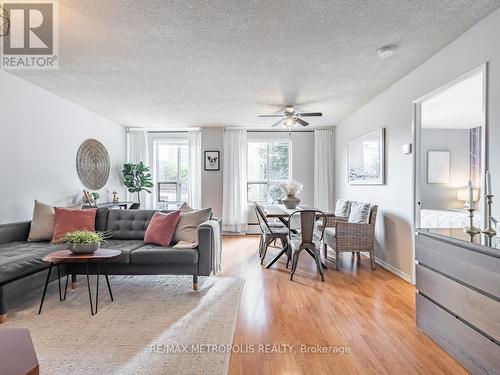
left=179, top=202, right=194, bottom=212
left=335, top=199, right=351, bottom=217
left=28, top=200, right=56, bottom=241
left=173, top=207, right=212, bottom=243
left=348, top=202, right=371, bottom=224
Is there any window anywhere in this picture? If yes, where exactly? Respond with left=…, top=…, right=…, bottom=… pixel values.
left=155, top=142, right=188, bottom=209
left=247, top=141, right=291, bottom=202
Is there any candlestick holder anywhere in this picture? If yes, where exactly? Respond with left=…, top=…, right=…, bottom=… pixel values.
left=464, top=207, right=481, bottom=240
left=481, top=195, right=497, bottom=240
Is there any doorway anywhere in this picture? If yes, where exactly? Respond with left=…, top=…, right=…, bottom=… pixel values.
left=413, top=64, right=487, bottom=281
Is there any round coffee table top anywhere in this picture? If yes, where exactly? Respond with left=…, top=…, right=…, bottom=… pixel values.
left=42, top=249, right=121, bottom=263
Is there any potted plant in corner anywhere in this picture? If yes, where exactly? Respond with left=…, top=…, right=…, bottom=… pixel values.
left=60, top=230, right=109, bottom=254
left=122, top=161, right=154, bottom=206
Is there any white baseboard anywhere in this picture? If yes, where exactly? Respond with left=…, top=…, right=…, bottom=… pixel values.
left=222, top=232, right=247, bottom=236
left=375, top=257, right=412, bottom=284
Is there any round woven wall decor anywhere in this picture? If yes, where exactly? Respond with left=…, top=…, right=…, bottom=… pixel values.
left=76, top=139, right=110, bottom=190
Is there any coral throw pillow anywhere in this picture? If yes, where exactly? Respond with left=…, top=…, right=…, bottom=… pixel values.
left=144, top=211, right=181, bottom=247
left=52, top=208, right=97, bottom=243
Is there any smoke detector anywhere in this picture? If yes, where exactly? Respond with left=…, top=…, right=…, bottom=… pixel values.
left=378, top=45, right=396, bottom=58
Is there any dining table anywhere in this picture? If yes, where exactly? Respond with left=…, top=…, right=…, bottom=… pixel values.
left=263, top=204, right=328, bottom=269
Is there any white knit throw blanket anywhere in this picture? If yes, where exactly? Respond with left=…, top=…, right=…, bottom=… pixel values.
left=176, top=221, right=222, bottom=274
left=204, top=220, right=222, bottom=274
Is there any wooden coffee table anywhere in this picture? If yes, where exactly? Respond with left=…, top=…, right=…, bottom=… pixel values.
left=38, top=249, right=121, bottom=316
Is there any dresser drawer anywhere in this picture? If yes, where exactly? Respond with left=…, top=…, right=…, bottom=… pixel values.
left=416, top=293, right=500, bottom=375
left=416, top=264, right=500, bottom=342
left=415, top=235, right=500, bottom=298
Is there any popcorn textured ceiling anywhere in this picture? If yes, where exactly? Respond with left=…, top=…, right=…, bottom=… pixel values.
left=11, top=0, right=500, bottom=128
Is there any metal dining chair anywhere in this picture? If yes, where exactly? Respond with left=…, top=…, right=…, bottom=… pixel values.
left=289, top=210, right=327, bottom=282
left=253, top=202, right=289, bottom=265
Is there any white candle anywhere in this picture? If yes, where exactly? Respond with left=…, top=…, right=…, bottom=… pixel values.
left=486, top=171, right=492, bottom=196
left=468, top=180, right=474, bottom=208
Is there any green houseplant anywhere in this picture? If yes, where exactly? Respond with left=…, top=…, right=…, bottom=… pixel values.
left=91, top=192, right=100, bottom=205
left=59, top=230, right=109, bottom=254
left=122, top=161, right=154, bottom=205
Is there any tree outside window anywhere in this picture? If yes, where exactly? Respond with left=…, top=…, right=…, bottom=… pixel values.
left=247, top=141, right=291, bottom=202
left=156, top=143, right=188, bottom=209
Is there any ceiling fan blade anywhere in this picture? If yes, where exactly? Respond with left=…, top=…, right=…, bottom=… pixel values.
left=297, top=112, right=323, bottom=117
left=271, top=118, right=286, bottom=127
left=259, top=114, right=285, bottom=118
left=295, top=118, right=309, bottom=127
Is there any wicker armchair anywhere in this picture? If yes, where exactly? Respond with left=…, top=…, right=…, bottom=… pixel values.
left=323, top=206, right=378, bottom=270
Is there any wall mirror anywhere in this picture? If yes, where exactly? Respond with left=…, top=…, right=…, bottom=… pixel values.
left=414, top=65, right=492, bottom=246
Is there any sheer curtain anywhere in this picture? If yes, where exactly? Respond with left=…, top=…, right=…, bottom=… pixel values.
left=127, top=129, right=153, bottom=209
left=188, top=130, right=202, bottom=209
left=314, top=128, right=335, bottom=212
left=222, top=129, right=248, bottom=233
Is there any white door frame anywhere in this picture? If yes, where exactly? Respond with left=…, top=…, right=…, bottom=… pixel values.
left=411, top=63, right=489, bottom=284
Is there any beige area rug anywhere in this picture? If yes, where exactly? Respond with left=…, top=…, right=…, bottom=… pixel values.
left=4, top=275, right=244, bottom=375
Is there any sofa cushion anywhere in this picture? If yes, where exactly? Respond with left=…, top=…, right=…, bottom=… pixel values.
left=52, top=208, right=97, bottom=242
left=28, top=200, right=81, bottom=242
left=130, top=245, right=199, bottom=265
left=173, top=208, right=212, bottom=243
left=348, top=202, right=371, bottom=224
left=28, top=200, right=56, bottom=242
left=179, top=202, right=194, bottom=212
left=100, top=239, right=145, bottom=263
left=324, top=228, right=336, bottom=246
left=94, top=207, right=109, bottom=232
left=144, top=211, right=181, bottom=247
left=106, top=210, right=157, bottom=240
left=0, top=241, right=65, bottom=284
left=334, top=199, right=351, bottom=218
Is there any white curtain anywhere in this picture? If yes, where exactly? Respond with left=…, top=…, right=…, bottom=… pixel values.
left=314, top=128, right=335, bottom=212
left=187, top=130, right=202, bottom=209
left=222, top=129, right=248, bottom=233
left=127, top=129, right=153, bottom=209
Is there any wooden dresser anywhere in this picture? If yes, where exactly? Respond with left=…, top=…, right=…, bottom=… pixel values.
left=415, top=230, right=500, bottom=374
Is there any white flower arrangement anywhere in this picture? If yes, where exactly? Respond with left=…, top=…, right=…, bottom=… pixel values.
left=281, top=180, right=303, bottom=196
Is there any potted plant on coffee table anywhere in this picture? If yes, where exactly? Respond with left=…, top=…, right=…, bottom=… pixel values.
left=60, top=230, right=109, bottom=254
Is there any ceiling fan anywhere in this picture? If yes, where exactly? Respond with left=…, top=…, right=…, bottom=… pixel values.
left=259, top=105, right=322, bottom=128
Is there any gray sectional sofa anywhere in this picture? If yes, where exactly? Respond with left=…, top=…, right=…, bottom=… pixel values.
left=0, top=208, right=221, bottom=322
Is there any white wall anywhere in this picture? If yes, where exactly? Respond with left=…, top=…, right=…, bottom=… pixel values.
left=420, top=129, right=470, bottom=210
left=335, top=8, right=500, bottom=282
left=0, top=71, right=126, bottom=224
left=201, top=127, right=224, bottom=217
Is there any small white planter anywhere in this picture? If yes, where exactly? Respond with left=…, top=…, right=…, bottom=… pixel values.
left=68, top=243, right=100, bottom=254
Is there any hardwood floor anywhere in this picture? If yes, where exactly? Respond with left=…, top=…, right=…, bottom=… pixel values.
left=221, top=235, right=468, bottom=375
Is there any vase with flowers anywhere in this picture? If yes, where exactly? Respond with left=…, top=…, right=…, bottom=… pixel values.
left=280, top=180, right=303, bottom=209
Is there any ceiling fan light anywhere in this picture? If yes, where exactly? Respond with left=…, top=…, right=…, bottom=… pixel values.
left=284, top=118, right=295, bottom=128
